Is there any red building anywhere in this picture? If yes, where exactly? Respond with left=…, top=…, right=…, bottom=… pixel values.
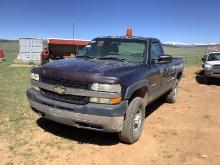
left=41, top=38, right=90, bottom=64
left=48, top=38, right=89, bottom=46
left=47, top=38, right=89, bottom=58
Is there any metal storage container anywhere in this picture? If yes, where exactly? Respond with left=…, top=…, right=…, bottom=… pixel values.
left=19, top=38, right=43, bottom=62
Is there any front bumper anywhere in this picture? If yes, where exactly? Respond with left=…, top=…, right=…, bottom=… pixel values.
left=27, top=89, right=127, bottom=132
left=204, top=69, right=220, bottom=78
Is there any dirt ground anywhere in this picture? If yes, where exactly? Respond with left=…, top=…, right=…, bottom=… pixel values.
left=1, top=67, right=220, bottom=165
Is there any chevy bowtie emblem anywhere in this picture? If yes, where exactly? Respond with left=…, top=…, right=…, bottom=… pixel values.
left=53, top=86, right=66, bottom=94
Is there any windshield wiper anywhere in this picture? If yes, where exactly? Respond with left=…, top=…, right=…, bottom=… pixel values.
left=76, top=55, right=96, bottom=59
left=97, top=57, right=127, bottom=62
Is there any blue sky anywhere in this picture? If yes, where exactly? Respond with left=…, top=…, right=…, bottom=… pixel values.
left=0, top=0, right=220, bottom=44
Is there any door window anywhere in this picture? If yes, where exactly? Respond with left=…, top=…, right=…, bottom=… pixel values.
left=151, top=42, right=163, bottom=60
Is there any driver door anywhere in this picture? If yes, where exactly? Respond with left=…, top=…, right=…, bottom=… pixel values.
left=148, top=41, right=166, bottom=101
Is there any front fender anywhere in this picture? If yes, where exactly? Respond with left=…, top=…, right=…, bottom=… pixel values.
left=124, top=80, right=149, bottom=100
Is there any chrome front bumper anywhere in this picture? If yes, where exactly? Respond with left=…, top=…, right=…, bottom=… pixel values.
left=27, top=89, right=127, bottom=132
left=204, top=69, right=220, bottom=78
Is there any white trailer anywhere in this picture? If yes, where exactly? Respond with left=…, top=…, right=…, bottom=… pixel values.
left=18, top=38, right=43, bottom=63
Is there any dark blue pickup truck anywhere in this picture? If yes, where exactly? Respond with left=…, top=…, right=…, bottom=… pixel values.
left=27, top=35, right=184, bottom=143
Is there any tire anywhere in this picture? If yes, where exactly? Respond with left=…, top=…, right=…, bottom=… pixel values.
left=165, top=80, right=178, bottom=103
left=204, top=76, right=211, bottom=85
left=118, top=97, right=145, bottom=144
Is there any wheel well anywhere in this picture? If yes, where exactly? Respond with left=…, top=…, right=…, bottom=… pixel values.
left=177, top=72, right=183, bottom=80
left=129, top=87, right=148, bottom=103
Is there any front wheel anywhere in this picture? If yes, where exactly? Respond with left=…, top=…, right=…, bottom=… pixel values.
left=204, top=76, right=211, bottom=85
left=118, top=97, right=145, bottom=144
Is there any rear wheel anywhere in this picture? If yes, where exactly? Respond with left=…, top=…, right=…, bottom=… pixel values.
left=118, top=97, right=145, bottom=144
left=165, top=80, right=178, bottom=103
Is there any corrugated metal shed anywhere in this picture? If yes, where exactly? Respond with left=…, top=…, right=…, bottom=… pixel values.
left=18, top=38, right=43, bottom=62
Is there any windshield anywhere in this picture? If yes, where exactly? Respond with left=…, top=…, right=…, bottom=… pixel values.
left=77, top=38, right=146, bottom=63
left=207, top=53, right=220, bottom=61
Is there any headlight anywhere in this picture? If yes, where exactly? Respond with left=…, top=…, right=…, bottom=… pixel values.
left=204, top=63, right=212, bottom=70
left=90, top=97, right=121, bottom=104
left=91, top=83, right=121, bottom=93
left=31, top=73, right=39, bottom=81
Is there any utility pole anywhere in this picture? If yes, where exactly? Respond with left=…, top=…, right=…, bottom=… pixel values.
left=72, top=23, right=75, bottom=45
left=72, top=23, right=77, bottom=54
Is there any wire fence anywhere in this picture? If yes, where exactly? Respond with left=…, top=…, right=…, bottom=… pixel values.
left=176, top=55, right=202, bottom=65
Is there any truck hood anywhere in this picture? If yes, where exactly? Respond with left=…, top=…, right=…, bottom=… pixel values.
left=206, top=61, right=220, bottom=65
left=32, top=58, right=141, bottom=84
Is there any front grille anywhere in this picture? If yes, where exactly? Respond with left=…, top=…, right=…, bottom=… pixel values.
left=41, top=89, right=89, bottom=105
left=40, top=77, right=90, bottom=90
left=213, top=65, right=220, bottom=69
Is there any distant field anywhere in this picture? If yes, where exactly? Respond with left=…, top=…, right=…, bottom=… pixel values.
left=164, top=46, right=206, bottom=66
left=164, top=46, right=206, bottom=57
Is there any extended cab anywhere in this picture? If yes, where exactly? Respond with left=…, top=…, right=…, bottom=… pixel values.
left=202, top=46, right=220, bottom=83
left=27, top=34, right=184, bottom=143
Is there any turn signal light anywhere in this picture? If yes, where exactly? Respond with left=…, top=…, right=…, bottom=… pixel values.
left=90, top=97, right=122, bottom=104
left=111, top=97, right=122, bottom=104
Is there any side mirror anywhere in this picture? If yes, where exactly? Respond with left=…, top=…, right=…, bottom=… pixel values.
left=155, top=55, right=172, bottom=64
left=202, top=55, right=207, bottom=62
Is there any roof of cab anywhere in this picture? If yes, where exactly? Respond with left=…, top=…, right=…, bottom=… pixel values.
left=94, top=36, right=160, bottom=42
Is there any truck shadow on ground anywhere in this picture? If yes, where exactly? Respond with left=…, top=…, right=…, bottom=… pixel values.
left=195, top=70, right=220, bottom=86
left=36, top=99, right=164, bottom=146
left=145, top=98, right=164, bottom=118
left=37, top=118, right=120, bottom=146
